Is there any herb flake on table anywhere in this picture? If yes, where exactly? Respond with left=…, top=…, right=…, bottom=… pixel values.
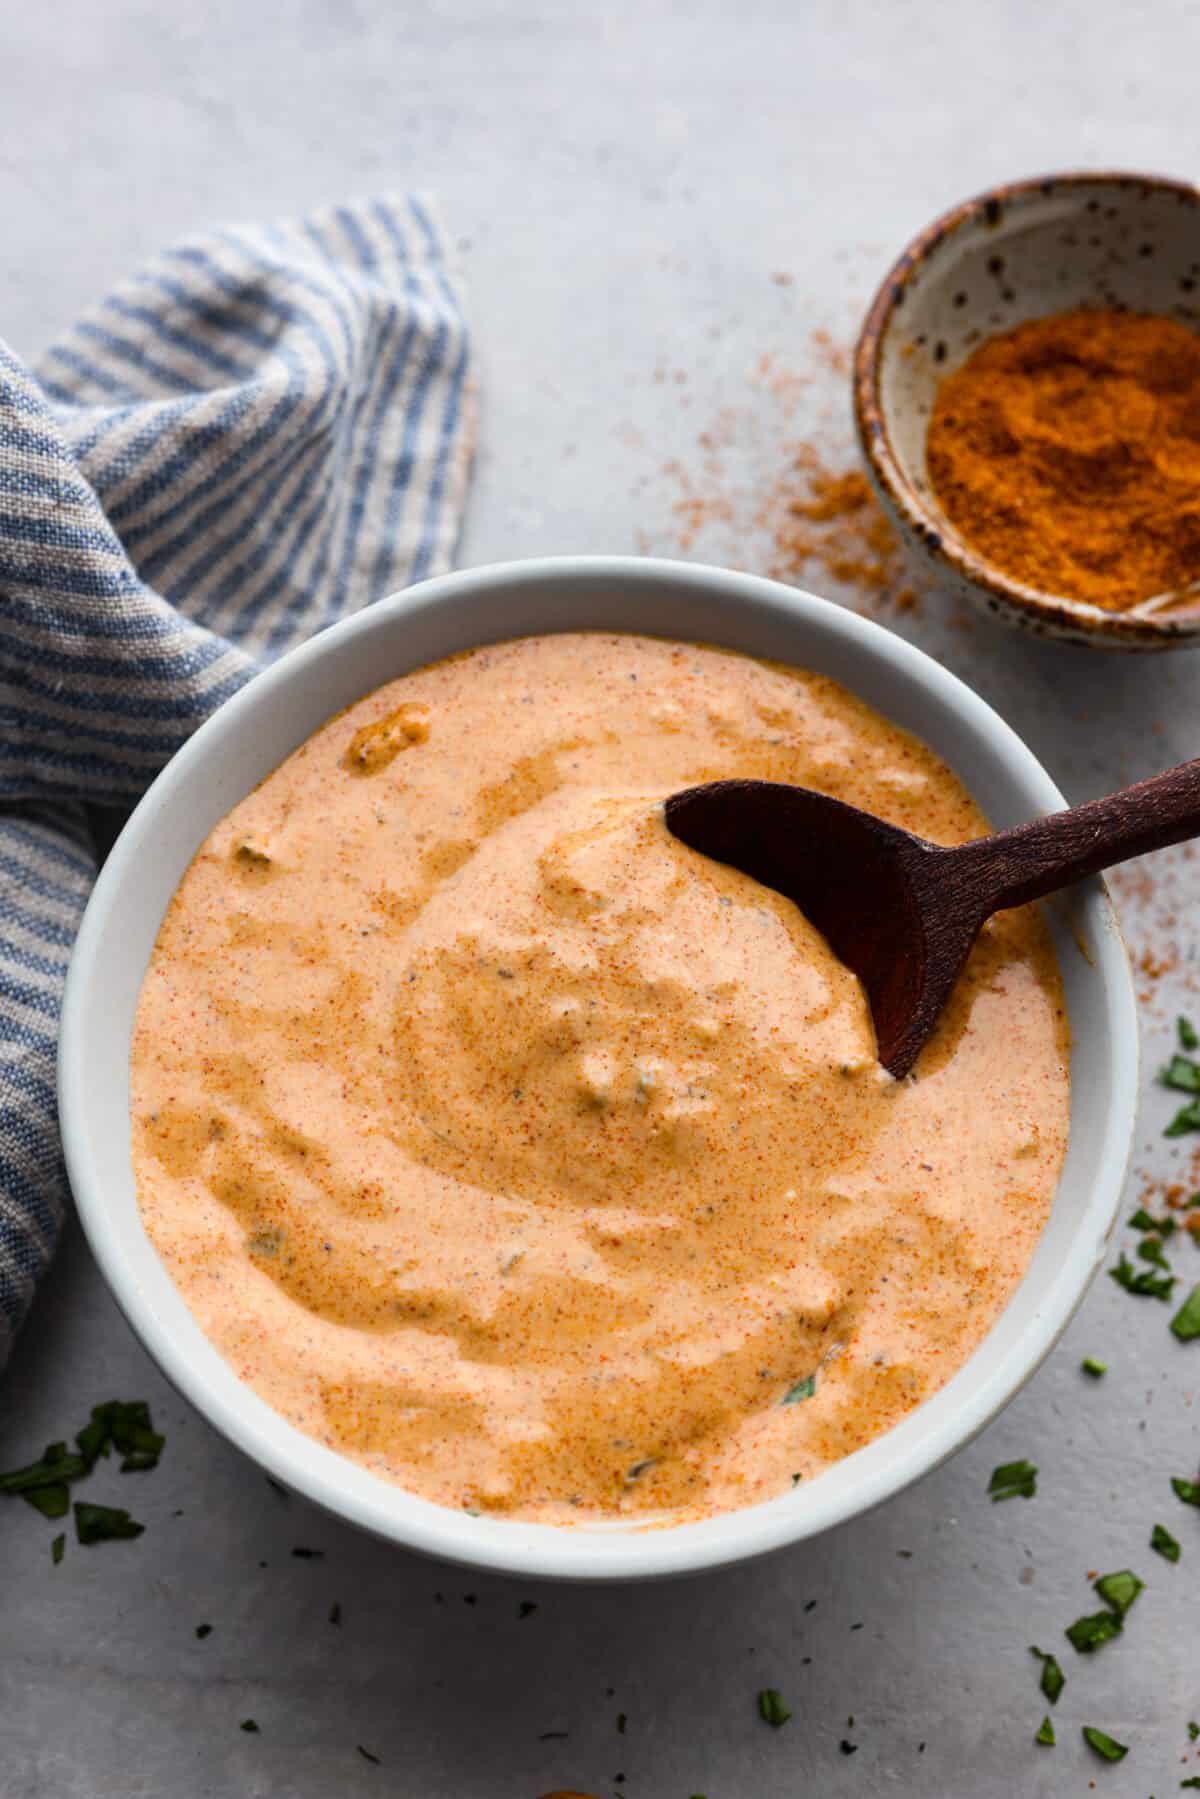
left=1130, top=1207, right=1176, bottom=1237
left=1165, top=1098, right=1200, bottom=1137
left=1162, top=1055, right=1200, bottom=1094
left=1081, top=1725, right=1127, bottom=1763
left=24, top=1481, right=70, bottom=1519
left=0, top=1445, right=89, bottom=1496
left=1035, top=1715, right=1055, bottom=1746
left=240, top=1719, right=259, bottom=1734
left=1081, top=1356, right=1107, bottom=1377
left=357, top=1746, right=381, bottom=1765
left=1110, top=1253, right=1175, bottom=1301
left=1151, top=1522, right=1181, bottom=1562
left=1180, top=1015, right=1199, bottom=1051
left=1092, top=1568, right=1144, bottom=1618
left=50, top=1533, right=64, bottom=1565
left=987, top=1458, right=1037, bottom=1502
left=1064, top=1610, right=1123, bottom=1654
left=195, top=1623, right=212, bottom=1639
left=1, top=1397, right=165, bottom=1550
left=1172, top=1476, right=1200, bottom=1506
left=758, top=1688, right=791, bottom=1728
left=1190, top=1721, right=1200, bottom=1741
left=74, top=1501, right=144, bottom=1545
left=1171, top=1285, right=1200, bottom=1341
left=1030, top=1646, right=1064, bottom=1703
left=1181, top=1778, right=1200, bottom=1789
left=77, top=1399, right=164, bottom=1472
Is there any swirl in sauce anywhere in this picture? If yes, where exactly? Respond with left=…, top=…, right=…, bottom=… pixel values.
left=132, top=633, right=1069, bottom=1525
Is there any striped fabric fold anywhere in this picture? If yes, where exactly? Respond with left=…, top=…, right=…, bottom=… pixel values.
left=0, top=195, right=474, bottom=1363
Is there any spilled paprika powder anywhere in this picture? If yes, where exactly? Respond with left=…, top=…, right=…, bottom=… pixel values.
left=926, top=308, right=1200, bottom=611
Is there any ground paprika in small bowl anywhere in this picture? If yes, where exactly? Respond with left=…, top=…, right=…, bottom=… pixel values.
left=854, top=170, right=1200, bottom=649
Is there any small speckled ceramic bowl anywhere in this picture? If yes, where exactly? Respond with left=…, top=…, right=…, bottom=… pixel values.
left=854, top=171, right=1200, bottom=649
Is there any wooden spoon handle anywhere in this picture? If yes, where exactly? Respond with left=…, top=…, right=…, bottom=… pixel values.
left=950, top=757, right=1200, bottom=913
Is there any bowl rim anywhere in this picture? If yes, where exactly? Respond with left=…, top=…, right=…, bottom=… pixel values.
left=852, top=168, right=1200, bottom=646
left=59, top=554, right=1139, bottom=1581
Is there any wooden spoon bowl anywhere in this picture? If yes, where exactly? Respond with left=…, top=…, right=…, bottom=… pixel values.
left=667, top=759, right=1200, bottom=1076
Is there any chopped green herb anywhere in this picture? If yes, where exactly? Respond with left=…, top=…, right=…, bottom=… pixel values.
left=1081, top=1357, right=1108, bottom=1378
left=356, top=1746, right=381, bottom=1765
left=76, top=1400, right=164, bottom=1471
left=240, top=1719, right=259, bottom=1734
left=329, top=1603, right=342, bottom=1626
left=1151, top=1523, right=1181, bottom=1563
left=1138, top=1235, right=1172, bottom=1270
left=518, top=1601, right=538, bottom=1619
left=195, top=1624, right=212, bottom=1640
left=1162, top=1055, right=1200, bottom=1093
left=1093, top=1569, right=1144, bottom=1617
left=987, top=1458, right=1037, bottom=1501
left=1171, top=1285, right=1200, bottom=1341
left=0, top=1447, right=89, bottom=1495
left=1110, top=1253, right=1175, bottom=1300
left=23, top=1482, right=70, bottom=1519
left=1180, top=1778, right=1200, bottom=1789
left=758, top=1688, right=791, bottom=1728
left=1081, top=1726, right=1127, bottom=1763
left=1172, top=1476, right=1200, bottom=1506
left=74, top=1411, right=109, bottom=1467
left=1190, top=1721, right=1200, bottom=1742
left=290, top=1546, right=323, bottom=1559
left=1065, top=1610, right=1123, bottom=1653
left=782, top=1375, right=816, bottom=1404
left=1030, top=1646, right=1065, bottom=1704
left=51, top=1533, right=64, bottom=1565
left=1179, top=1016, right=1198, bottom=1050
left=73, top=1501, right=144, bottom=1546
left=625, top=1458, right=656, bottom=1482
left=1130, top=1206, right=1176, bottom=1235
left=1165, top=1098, right=1200, bottom=1137
left=617, top=1713, right=627, bottom=1734
left=1035, top=1715, right=1055, bottom=1746
left=119, top=1451, right=159, bottom=1474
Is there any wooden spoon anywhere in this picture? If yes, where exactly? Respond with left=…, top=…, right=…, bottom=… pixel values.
left=665, top=763, right=1200, bottom=1079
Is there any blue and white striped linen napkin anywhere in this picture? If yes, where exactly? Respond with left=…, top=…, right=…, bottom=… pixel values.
left=0, top=196, right=474, bottom=1364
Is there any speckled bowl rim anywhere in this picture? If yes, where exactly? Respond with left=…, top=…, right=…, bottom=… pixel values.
left=853, top=169, right=1200, bottom=647
left=59, top=556, right=1138, bottom=1581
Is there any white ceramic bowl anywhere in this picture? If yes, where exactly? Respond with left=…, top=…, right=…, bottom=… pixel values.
left=60, top=557, right=1137, bottom=1581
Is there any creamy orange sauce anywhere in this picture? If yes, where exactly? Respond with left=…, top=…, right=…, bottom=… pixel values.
left=131, top=633, right=1069, bottom=1526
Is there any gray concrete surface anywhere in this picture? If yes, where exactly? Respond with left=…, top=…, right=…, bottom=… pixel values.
left=2, top=2, right=1200, bottom=1794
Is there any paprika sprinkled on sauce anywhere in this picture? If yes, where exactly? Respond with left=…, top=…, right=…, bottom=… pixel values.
left=926, top=308, right=1200, bottom=611
left=131, top=634, right=1069, bottom=1526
